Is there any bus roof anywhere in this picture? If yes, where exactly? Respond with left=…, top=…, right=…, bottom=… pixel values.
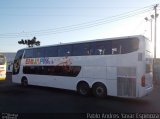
left=18, top=35, right=147, bottom=51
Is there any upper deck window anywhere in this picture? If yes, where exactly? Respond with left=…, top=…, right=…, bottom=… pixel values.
left=24, top=49, right=34, bottom=58
left=21, top=37, right=139, bottom=58
left=58, top=45, right=72, bottom=56
left=34, top=48, right=45, bottom=58
left=111, top=38, right=139, bottom=54
left=45, top=46, right=58, bottom=57
left=94, top=41, right=112, bottom=55
left=72, top=43, right=94, bottom=56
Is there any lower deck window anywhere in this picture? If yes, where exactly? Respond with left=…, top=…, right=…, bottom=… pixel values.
left=23, top=66, right=81, bottom=77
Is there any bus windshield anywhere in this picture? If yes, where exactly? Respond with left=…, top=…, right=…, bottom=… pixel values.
left=0, top=54, right=6, bottom=80
left=0, top=55, right=5, bottom=65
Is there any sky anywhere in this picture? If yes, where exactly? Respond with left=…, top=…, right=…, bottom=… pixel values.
left=0, top=0, right=160, bottom=57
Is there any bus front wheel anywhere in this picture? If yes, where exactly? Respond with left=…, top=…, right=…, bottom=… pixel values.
left=21, top=77, right=28, bottom=87
left=92, top=82, right=107, bottom=98
left=77, top=81, right=90, bottom=96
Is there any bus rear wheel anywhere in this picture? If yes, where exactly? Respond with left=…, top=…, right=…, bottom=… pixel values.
left=77, top=81, right=90, bottom=96
left=21, top=77, right=28, bottom=87
left=92, top=82, right=107, bottom=98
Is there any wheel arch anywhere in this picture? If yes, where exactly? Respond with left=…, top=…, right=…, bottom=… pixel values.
left=92, top=81, right=108, bottom=97
left=21, top=76, right=27, bottom=81
left=76, top=80, right=91, bottom=96
left=77, top=80, right=90, bottom=88
left=21, top=76, right=28, bottom=87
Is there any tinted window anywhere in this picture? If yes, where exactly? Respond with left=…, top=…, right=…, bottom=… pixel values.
left=23, top=66, right=81, bottom=77
left=0, top=55, right=5, bottom=65
left=22, top=38, right=139, bottom=58
left=15, top=50, right=24, bottom=60
left=34, top=48, right=45, bottom=58
left=72, top=43, right=94, bottom=56
left=58, top=45, right=72, bottom=56
left=120, top=38, right=139, bottom=54
left=112, top=38, right=139, bottom=54
left=13, top=50, right=24, bottom=75
left=94, top=41, right=112, bottom=55
left=112, top=40, right=121, bottom=54
left=24, top=49, right=34, bottom=58
left=0, top=55, right=4, bottom=58
left=45, top=46, right=58, bottom=57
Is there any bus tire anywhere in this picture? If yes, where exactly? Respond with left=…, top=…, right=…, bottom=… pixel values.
left=21, top=77, right=28, bottom=87
left=92, top=82, right=107, bottom=98
left=77, top=81, right=90, bottom=96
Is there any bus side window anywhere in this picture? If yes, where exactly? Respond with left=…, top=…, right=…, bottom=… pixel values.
left=72, top=44, right=83, bottom=56
left=58, top=45, right=72, bottom=57
left=72, top=43, right=88, bottom=56
left=45, top=46, right=58, bottom=57
left=112, top=40, right=121, bottom=54
left=84, top=43, right=94, bottom=55
left=119, top=38, right=139, bottom=54
left=24, top=49, right=34, bottom=58
left=112, top=48, right=118, bottom=54
left=94, top=40, right=112, bottom=55
left=34, top=48, right=45, bottom=58
left=95, top=41, right=106, bottom=55
left=72, top=43, right=94, bottom=56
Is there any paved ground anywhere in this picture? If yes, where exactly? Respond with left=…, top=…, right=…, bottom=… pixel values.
left=0, top=74, right=160, bottom=119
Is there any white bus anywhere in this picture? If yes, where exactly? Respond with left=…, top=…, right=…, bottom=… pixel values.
left=12, top=35, right=153, bottom=98
left=0, top=54, right=7, bottom=80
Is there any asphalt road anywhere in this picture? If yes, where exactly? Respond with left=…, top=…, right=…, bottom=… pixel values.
left=0, top=73, right=160, bottom=119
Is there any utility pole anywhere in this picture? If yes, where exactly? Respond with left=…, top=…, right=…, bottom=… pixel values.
left=153, top=4, right=158, bottom=82
left=144, top=15, right=154, bottom=41
left=144, top=4, right=159, bottom=83
left=154, top=4, right=158, bottom=60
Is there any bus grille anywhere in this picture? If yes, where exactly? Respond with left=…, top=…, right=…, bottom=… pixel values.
left=117, top=77, right=136, bottom=97
left=117, top=67, right=136, bottom=97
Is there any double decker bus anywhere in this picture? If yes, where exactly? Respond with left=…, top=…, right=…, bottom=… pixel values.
left=12, top=35, right=153, bottom=98
left=0, top=54, right=6, bottom=80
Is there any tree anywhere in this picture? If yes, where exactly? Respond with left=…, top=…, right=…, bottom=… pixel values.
left=18, top=37, right=40, bottom=47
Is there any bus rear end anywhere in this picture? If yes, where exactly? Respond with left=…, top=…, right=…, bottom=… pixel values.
left=138, top=36, right=153, bottom=97
left=0, top=54, right=6, bottom=80
left=144, top=39, right=153, bottom=96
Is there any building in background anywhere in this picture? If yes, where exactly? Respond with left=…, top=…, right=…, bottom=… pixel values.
left=0, top=52, right=16, bottom=72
